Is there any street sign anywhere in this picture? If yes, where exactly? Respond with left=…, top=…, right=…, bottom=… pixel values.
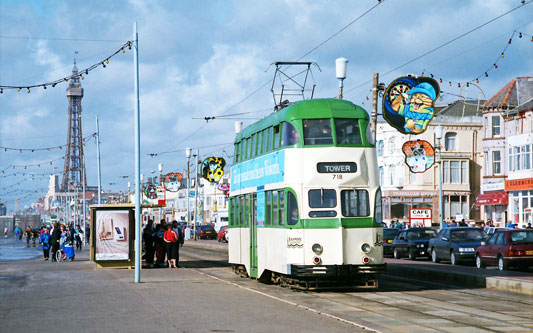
left=156, top=186, right=166, bottom=206
left=409, top=208, right=432, bottom=227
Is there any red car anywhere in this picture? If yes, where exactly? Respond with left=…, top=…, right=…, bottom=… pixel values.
left=475, top=229, right=533, bottom=270
left=217, top=226, right=228, bottom=242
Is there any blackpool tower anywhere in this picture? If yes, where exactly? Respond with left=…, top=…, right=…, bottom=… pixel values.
left=61, top=60, right=86, bottom=191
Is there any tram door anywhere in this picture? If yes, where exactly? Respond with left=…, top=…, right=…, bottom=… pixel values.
left=250, top=193, right=258, bottom=278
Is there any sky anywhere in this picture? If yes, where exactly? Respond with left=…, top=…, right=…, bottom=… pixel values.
left=0, top=0, right=532, bottom=211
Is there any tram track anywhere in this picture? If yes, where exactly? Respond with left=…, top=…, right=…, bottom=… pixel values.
left=180, top=244, right=533, bottom=332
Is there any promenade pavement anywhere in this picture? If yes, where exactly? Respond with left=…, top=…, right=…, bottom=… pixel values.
left=0, top=244, right=358, bottom=332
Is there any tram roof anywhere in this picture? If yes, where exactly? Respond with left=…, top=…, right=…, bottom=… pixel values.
left=235, top=98, right=369, bottom=142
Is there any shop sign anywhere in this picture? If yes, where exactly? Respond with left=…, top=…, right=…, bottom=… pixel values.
left=409, top=208, right=432, bottom=227
left=505, top=178, right=533, bottom=191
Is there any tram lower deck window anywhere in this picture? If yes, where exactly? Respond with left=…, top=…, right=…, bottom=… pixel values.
left=308, top=189, right=336, bottom=208
left=341, top=190, right=369, bottom=217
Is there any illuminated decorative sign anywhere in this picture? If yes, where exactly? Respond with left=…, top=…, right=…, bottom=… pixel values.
left=143, top=184, right=157, bottom=199
left=383, top=76, right=440, bottom=135
left=402, top=140, right=435, bottom=173
left=163, top=172, right=183, bottom=192
left=201, top=157, right=226, bottom=183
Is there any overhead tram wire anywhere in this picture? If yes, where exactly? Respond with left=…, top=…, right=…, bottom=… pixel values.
left=0, top=35, right=126, bottom=43
left=343, top=0, right=533, bottom=96
left=153, top=2, right=386, bottom=155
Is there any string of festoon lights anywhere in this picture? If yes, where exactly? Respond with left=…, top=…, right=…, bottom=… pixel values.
left=0, top=155, right=65, bottom=173
left=0, top=41, right=132, bottom=93
left=0, top=171, right=62, bottom=179
left=0, top=132, right=96, bottom=153
left=420, top=30, right=532, bottom=88
left=357, top=29, right=531, bottom=107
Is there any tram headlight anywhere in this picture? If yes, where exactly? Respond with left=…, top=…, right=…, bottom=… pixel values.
left=312, top=243, right=323, bottom=255
left=361, top=243, right=371, bottom=254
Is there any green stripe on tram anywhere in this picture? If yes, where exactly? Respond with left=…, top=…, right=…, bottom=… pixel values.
left=301, top=217, right=377, bottom=229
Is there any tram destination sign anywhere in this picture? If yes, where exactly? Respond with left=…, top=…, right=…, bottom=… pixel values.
left=317, top=162, right=357, bottom=173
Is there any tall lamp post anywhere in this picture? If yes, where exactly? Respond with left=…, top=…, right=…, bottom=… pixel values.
left=435, top=125, right=444, bottom=229
left=158, top=163, right=163, bottom=222
left=335, top=57, right=348, bottom=99
left=186, top=148, right=191, bottom=235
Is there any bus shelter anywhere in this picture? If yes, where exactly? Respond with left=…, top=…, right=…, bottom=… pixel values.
left=89, top=204, right=162, bottom=269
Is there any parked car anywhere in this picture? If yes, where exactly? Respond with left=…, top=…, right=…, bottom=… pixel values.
left=392, top=228, right=437, bottom=260
left=383, top=228, right=401, bottom=256
left=195, top=225, right=217, bottom=240
left=429, top=227, right=488, bottom=265
left=475, top=229, right=533, bottom=270
left=485, top=227, right=506, bottom=236
left=217, top=225, right=228, bottom=242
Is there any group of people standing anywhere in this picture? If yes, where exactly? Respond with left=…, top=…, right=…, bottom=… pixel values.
left=38, top=223, right=85, bottom=261
left=143, top=220, right=184, bottom=269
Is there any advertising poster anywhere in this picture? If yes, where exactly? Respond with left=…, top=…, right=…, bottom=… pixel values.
left=95, top=210, right=130, bottom=261
left=402, top=140, right=435, bottom=173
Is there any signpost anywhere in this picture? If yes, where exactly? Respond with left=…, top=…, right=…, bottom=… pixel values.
left=409, top=208, right=432, bottom=227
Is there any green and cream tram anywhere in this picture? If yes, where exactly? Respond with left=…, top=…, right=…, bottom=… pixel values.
left=229, top=98, right=384, bottom=289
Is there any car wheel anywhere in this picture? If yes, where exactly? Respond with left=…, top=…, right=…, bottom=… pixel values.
left=408, top=248, right=416, bottom=261
left=475, top=254, right=485, bottom=269
left=498, top=256, right=508, bottom=271
left=393, top=248, right=400, bottom=259
left=431, top=249, right=440, bottom=263
left=450, top=251, right=458, bottom=265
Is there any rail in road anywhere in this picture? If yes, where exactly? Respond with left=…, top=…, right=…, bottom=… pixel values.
left=180, top=240, right=533, bottom=332
left=184, top=239, right=533, bottom=296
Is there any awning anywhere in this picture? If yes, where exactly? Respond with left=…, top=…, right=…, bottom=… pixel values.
left=475, top=192, right=508, bottom=206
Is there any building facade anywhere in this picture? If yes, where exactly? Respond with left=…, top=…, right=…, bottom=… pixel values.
left=480, top=77, right=533, bottom=227
left=377, top=100, right=483, bottom=226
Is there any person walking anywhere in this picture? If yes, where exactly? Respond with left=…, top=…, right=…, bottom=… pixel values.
left=163, top=224, right=179, bottom=269
left=3, top=226, right=7, bottom=238
left=172, top=221, right=185, bottom=267
left=14, top=225, right=20, bottom=240
left=25, top=226, right=32, bottom=247
left=143, top=220, right=155, bottom=268
left=40, top=228, right=51, bottom=260
left=50, top=222, right=61, bottom=262
left=74, top=225, right=83, bottom=251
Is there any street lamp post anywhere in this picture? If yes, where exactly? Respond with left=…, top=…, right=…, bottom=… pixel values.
left=158, top=163, right=163, bottom=222
left=335, top=57, right=348, bottom=99
left=435, top=125, right=444, bottom=229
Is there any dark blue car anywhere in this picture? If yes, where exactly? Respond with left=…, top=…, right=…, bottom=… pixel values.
left=383, top=228, right=401, bottom=256
left=392, top=228, right=437, bottom=260
left=429, top=227, right=488, bottom=265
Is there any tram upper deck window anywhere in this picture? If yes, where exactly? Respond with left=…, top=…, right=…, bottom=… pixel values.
left=341, top=190, right=369, bottom=217
left=335, top=118, right=362, bottom=145
left=263, top=128, right=270, bottom=153
left=281, top=122, right=299, bottom=146
left=303, top=119, right=333, bottom=145
left=273, top=125, right=280, bottom=149
left=234, top=143, right=241, bottom=163
left=308, top=189, right=336, bottom=208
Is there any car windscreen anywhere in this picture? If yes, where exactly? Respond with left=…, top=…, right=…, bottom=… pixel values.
left=509, top=231, right=533, bottom=244
left=201, top=226, right=215, bottom=231
left=407, top=229, right=437, bottom=240
left=383, top=229, right=401, bottom=239
left=451, top=229, right=486, bottom=242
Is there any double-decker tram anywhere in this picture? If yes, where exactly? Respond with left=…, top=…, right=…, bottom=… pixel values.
left=228, top=98, right=384, bottom=290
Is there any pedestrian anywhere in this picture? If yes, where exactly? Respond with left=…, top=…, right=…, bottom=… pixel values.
left=153, top=224, right=165, bottom=267
left=526, top=223, right=532, bottom=229
left=459, top=219, right=468, bottom=227
left=3, top=226, right=7, bottom=238
left=449, top=219, right=457, bottom=227
left=143, top=220, right=155, bottom=268
left=40, top=228, right=51, bottom=260
left=74, top=225, right=83, bottom=251
left=163, top=224, right=179, bottom=269
left=172, top=220, right=185, bottom=267
left=506, top=221, right=515, bottom=228
left=50, top=222, right=61, bottom=262
left=14, top=225, right=20, bottom=240
left=25, top=226, right=32, bottom=246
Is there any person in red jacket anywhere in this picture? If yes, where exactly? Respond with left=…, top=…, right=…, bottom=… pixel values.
left=163, top=224, right=179, bottom=269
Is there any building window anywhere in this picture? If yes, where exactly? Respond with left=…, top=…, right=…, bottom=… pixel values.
left=444, top=132, right=457, bottom=151
left=389, top=165, right=396, bottom=186
left=492, top=116, right=501, bottom=137
left=389, top=138, right=395, bottom=155
left=378, top=166, right=384, bottom=185
left=377, top=140, right=384, bottom=157
left=492, top=150, right=501, bottom=175
left=509, top=144, right=533, bottom=171
left=461, top=161, right=468, bottom=184
left=443, top=160, right=468, bottom=184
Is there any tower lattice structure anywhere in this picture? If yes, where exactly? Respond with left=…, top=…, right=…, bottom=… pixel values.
left=61, top=61, right=86, bottom=191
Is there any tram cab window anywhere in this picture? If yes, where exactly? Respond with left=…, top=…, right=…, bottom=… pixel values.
left=341, top=190, right=369, bottom=217
left=281, top=122, right=299, bottom=146
left=303, top=119, right=333, bottom=145
left=309, top=211, right=337, bottom=218
left=308, top=189, right=336, bottom=208
left=287, top=192, right=299, bottom=225
left=273, top=125, right=280, bottom=149
left=335, top=118, right=362, bottom=145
